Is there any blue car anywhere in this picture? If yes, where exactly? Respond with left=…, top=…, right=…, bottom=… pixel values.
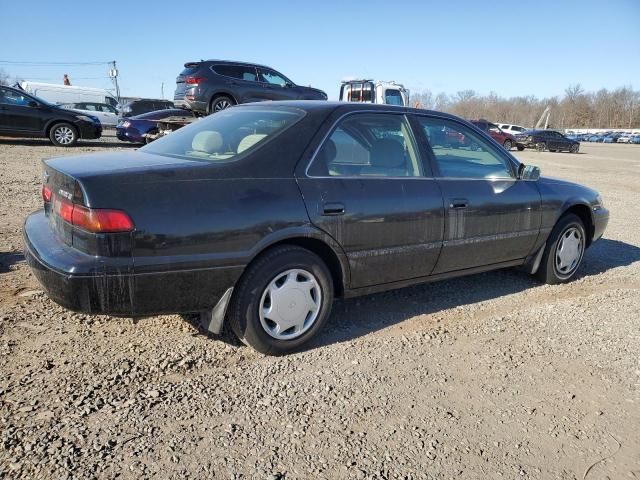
left=116, top=108, right=192, bottom=144
left=630, top=135, right=640, bottom=144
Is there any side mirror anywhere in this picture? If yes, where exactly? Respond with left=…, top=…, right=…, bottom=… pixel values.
left=28, top=100, right=39, bottom=108
left=285, top=82, right=293, bottom=88
left=518, top=164, right=541, bottom=181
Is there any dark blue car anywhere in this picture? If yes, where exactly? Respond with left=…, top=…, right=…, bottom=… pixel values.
left=116, top=108, right=192, bottom=144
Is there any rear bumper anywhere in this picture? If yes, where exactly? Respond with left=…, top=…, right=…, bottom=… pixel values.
left=592, top=206, right=609, bottom=243
left=23, top=210, right=243, bottom=316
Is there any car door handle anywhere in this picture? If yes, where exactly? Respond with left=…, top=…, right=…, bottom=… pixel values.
left=449, top=199, right=468, bottom=209
left=322, top=203, right=345, bottom=216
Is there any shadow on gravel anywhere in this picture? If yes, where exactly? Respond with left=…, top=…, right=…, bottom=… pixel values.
left=305, top=238, right=640, bottom=350
left=0, top=251, right=25, bottom=274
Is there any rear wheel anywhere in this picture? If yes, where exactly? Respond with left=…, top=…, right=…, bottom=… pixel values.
left=227, top=245, right=334, bottom=355
left=536, top=142, right=547, bottom=152
left=517, top=145, right=525, bottom=151
left=535, top=213, right=586, bottom=284
left=503, top=139, right=512, bottom=150
left=210, top=95, right=234, bottom=114
left=49, top=123, right=78, bottom=147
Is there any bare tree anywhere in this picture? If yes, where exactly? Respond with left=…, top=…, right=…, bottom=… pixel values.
left=0, top=69, right=10, bottom=86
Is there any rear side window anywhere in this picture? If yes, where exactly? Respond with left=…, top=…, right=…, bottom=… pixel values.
left=308, top=113, right=423, bottom=178
left=417, top=116, right=514, bottom=179
left=212, top=64, right=258, bottom=82
left=141, top=106, right=304, bottom=162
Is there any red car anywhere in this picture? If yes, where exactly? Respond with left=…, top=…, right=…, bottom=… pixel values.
left=470, top=119, right=518, bottom=150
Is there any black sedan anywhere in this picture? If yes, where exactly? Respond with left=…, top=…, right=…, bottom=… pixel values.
left=515, top=129, right=580, bottom=153
left=0, top=85, right=102, bottom=146
left=24, top=102, right=609, bottom=354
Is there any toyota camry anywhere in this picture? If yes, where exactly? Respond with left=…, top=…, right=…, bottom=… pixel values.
left=24, top=102, right=609, bottom=354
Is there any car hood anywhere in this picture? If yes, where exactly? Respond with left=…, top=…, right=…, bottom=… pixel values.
left=538, top=176, right=599, bottom=199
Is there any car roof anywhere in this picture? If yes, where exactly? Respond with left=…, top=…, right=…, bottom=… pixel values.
left=235, top=100, right=470, bottom=121
left=198, top=59, right=274, bottom=69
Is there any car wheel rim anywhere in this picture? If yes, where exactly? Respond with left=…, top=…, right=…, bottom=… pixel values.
left=214, top=100, right=231, bottom=112
left=504, top=140, right=511, bottom=150
left=54, top=126, right=74, bottom=144
left=554, top=226, right=584, bottom=278
left=259, top=268, right=322, bottom=340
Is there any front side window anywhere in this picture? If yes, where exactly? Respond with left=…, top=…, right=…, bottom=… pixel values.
left=141, top=106, right=304, bottom=162
left=99, top=104, right=117, bottom=113
left=259, top=68, right=288, bottom=86
left=384, top=89, right=404, bottom=105
left=308, top=114, right=423, bottom=177
left=417, top=116, right=514, bottom=179
left=83, top=104, right=98, bottom=111
left=0, top=88, right=33, bottom=106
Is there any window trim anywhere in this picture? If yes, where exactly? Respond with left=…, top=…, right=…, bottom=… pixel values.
left=411, top=113, right=519, bottom=180
left=304, top=110, right=431, bottom=180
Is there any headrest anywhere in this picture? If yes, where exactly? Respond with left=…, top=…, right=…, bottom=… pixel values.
left=370, top=138, right=405, bottom=169
left=320, top=138, right=337, bottom=163
left=191, top=131, right=223, bottom=153
left=237, top=134, right=268, bottom=153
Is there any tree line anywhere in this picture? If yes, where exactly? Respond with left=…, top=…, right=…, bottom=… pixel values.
left=411, top=84, right=640, bottom=129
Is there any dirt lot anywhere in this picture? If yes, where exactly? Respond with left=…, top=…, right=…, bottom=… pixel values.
left=0, top=134, right=639, bottom=479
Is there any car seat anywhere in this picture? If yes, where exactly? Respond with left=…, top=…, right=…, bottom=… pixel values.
left=188, top=131, right=224, bottom=157
left=363, top=138, right=408, bottom=176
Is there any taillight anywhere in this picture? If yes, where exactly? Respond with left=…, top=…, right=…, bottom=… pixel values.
left=185, top=76, right=205, bottom=85
left=42, top=185, right=52, bottom=203
left=53, top=195, right=133, bottom=233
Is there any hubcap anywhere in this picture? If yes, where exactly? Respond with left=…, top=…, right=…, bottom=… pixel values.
left=504, top=140, right=511, bottom=150
left=214, top=100, right=231, bottom=112
left=555, top=227, right=584, bottom=277
left=54, top=126, right=74, bottom=144
left=259, top=269, right=321, bottom=340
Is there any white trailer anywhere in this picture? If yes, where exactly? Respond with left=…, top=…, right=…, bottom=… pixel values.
left=20, top=81, right=119, bottom=108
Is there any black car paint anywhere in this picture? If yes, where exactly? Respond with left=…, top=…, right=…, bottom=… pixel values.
left=0, top=86, right=102, bottom=141
left=174, top=60, right=327, bottom=115
left=516, top=129, right=579, bottom=151
left=24, top=102, right=608, bottom=321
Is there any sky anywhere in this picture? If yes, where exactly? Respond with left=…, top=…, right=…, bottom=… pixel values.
left=1, top=0, right=639, bottom=101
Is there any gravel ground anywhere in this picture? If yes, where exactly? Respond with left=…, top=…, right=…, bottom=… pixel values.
left=1, top=134, right=639, bottom=479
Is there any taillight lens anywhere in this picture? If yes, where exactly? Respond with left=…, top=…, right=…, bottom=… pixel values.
left=42, top=185, right=52, bottom=203
left=53, top=195, right=133, bottom=233
left=185, top=76, right=205, bottom=85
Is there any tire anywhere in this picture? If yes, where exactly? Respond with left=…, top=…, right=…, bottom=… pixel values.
left=227, top=245, right=334, bottom=355
left=535, top=213, right=586, bottom=285
left=503, top=139, right=512, bottom=150
left=549, top=149, right=557, bottom=152
left=536, top=142, right=547, bottom=152
left=49, top=123, right=78, bottom=147
left=517, top=145, right=525, bottom=151
left=210, top=95, right=235, bottom=114
left=570, top=144, right=579, bottom=153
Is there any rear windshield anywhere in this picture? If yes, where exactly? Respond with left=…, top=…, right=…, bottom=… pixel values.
left=180, top=64, right=201, bottom=76
left=140, top=106, right=305, bottom=162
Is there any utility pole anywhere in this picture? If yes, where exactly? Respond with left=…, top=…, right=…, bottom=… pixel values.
left=161, top=82, right=164, bottom=100
left=108, top=60, right=120, bottom=103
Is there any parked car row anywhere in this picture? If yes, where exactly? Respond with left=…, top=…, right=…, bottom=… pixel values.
left=566, top=132, right=640, bottom=143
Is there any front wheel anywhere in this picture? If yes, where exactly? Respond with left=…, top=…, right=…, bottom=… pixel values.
left=227, top=245, right=334, bottom=355
left=517, top=145, right=525, bottom=151
left=503, top=139, right=512, bottom=150
left=570, top=144, right=579, bottom=153
left=49, top=123, right=78, bottom=146
left=535, top=213, right=586, bottom=284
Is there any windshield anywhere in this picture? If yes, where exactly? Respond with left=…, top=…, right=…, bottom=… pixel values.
left=141, top=106, right=305, bottom=162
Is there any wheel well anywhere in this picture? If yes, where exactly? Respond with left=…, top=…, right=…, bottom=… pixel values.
left=563, top=204, right=594, bottom=246
left=255, top=238, right=345, bottom=297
